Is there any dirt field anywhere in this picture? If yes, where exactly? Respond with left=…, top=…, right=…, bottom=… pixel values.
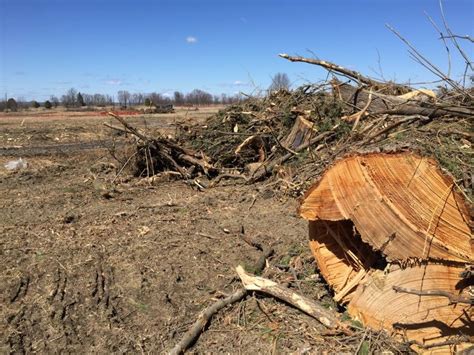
left=0, top=108, right=401, bottom=353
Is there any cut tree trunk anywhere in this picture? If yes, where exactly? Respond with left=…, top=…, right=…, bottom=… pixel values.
left=299, top=152, right=473, bottom=352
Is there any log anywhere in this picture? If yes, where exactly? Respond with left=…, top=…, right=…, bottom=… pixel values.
left=333, top=82, right=474, bottom=118
left=299, top=152, right=473, bottom=351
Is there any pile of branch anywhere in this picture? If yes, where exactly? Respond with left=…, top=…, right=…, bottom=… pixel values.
left=106, top=112, right=217, bottom=179
left=182, top=53, right=472, bottom=196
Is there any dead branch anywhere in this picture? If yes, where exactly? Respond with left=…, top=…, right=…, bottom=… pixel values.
left=392, top=286, right=473, bottom=305
left=385, top=24, right=470, bottom=97
left=362, top=115, right=430, bottom=143
left=279, top=53, right=410, bottom=91
left=439, top=34, right=474, bottom=43
left=439, top=0, right=473, bottom=72
left=168, top=289, right=248, bottom=355
left=103, top=122, right=130, bottom=135
left=108, top=112, right=151, bottom=143
left=169, top=244, right=274, bottom=355
left=106, top=112, right=218, bottom=178
left=236, top=265, right=346, bottom=330
left=249, top=130, right=335, bottom=182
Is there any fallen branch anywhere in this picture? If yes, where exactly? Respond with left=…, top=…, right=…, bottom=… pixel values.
left=279, top=53, right=409, bottom=91
left=392, top=286, right=473, bottom=305
left=362, top=114, right=430, bottom=143
left=169, top=242, right=274, bottom=355
left=249, top=130, right=335, bottom=182
left=103, top=122, right=130, bottom=135
left=169, top=289, right=248, bottom=355
left=108, top=112, right=151, bottom=142
left=235, top=265, right=345, bottom=330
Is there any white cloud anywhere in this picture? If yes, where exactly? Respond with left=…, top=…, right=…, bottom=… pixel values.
left=186, top=36, right=197, bottom=44
left=219, top=80, right=249, bottom=88
left=105, top=79, right=122, bottom=85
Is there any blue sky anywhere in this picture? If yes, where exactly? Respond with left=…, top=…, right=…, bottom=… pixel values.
left=1, top=0, right=473, bottom=101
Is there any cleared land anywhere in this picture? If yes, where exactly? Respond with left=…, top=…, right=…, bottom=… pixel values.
left=1, top=108, right=387, bottom=354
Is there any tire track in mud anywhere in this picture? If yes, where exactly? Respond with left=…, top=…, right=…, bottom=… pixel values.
left=5, top=259, right=125, bottom=353
left=92, top=261, right=120, bottom=321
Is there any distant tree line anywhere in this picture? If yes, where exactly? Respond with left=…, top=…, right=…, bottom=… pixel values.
left=1, top=73, right=292, bottom=111
left=1, top=88, right=245, bottom=111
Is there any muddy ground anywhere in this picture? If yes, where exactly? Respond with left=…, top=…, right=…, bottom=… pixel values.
left=0, top=109, right=402, bottom=354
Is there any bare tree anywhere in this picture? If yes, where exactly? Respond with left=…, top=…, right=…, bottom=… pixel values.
left=185, top=89, right=213, bottom=105
left=268, top=72, right=291, bottom=92
left=174, top=91, right=184, bottom=105
left=148, top=92, right=162, bottom=105
left=50, top=95, right=60, bottom=107
left=129, top=93, right=144, bottom=106
left=117, top=90, right=131, bottom=107
left=61, top=88, right=78, bottom=107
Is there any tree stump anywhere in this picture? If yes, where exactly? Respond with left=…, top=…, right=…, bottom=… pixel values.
left=299, top=153, right=473, bottom=352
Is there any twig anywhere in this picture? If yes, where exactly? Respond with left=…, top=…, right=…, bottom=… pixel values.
left=424, top=11, right=451, bottom=78
left=103, top=122, right=130, bottom=135
left=385, top=24, right=468, bottom=96
left=354, top=328, right=369, bottom=355
left=362, top=115, right=429, bottom=143
left=392, top=286, right=473, bottom=305
left=439, top=0, right=473, bottom=72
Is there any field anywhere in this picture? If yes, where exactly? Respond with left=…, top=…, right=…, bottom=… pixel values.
left=0, top=108, right=379, bottom=353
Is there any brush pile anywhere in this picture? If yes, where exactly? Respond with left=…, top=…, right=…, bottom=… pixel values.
left=182, top=55, right=472, bottom=199
left=106, top=112, right=217, bottom=180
